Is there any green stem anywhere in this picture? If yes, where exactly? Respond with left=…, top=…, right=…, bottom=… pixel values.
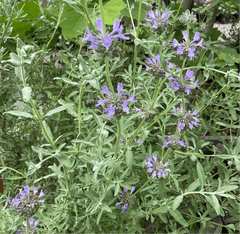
left=130, top=176, right=152, bottom=199
left=113, top=120, right=121, bottom=159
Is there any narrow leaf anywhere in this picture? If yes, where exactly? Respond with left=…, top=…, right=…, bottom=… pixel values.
left=211, top=194, right=220, bottom=215
left=197, top=162, right=206, bottom=187
left=126, top=148, right=133, bottom=170
left=169, top=209, right=188, bottom=227
left=22, top=87, right=32, bottom=102
left=172, top=195, right=183, bottom=210
left=188, top=178, right=200, bottom=192
left=4, top=110, right=32, bottom=118
left=45, top=103, right=74, bottom=117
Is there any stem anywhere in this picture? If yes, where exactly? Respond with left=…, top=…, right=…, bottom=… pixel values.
left=113, top=120, right=121, bottom=159
left=130, top=176, right=152, bottom=198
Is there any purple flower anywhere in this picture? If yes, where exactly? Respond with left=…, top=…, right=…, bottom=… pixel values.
left=172, top=30, right=205, bottom=60
left=8, top=185, right=45, bottom=216
left=166, top=62, right=199, bottom=95
left=82, top=18, right=129, bottom=55
left=173, top=104, right=201, bottom=131
left=162, top=135, right=186, bottom=149
left=96, top=83, right=137, bottom=118
left=145, top=154, right=170, bottom=179
left=16, top=218, right=39, bottom=234
left=116, top=186, right=136, bottom=213
left=146, top=9, right=169, bottom=30
left=29, top=218, right=39, bottom=228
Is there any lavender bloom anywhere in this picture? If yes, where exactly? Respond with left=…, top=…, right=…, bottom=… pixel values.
left=173, top=104, right=201, bottom=131
left=16, top=218, right=39, bottom=234
left=172, top=30, right=205, bottom=60
left=145, top=154, right=170, bottom=179
left=82, top=18, right=129, bottom=59
left=146, top=9, right=169, bottom=31
left=179, top=10, right=197, bottom=24
left=163, top=135, right=186, bottom=150
left=96, top=83, right=137, bottom=118
left=116, top=186, right=136, bottom=213
left=165, top=62, right=199, bottom=95
left=8, top=185, right=45, bottom=216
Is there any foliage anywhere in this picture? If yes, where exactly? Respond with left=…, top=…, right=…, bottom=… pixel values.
left=0, top=0, right=239, bottom=233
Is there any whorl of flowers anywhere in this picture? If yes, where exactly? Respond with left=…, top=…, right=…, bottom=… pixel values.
left=145, top=154, right=170, bottom=179
left=173, top=104, right=201, bottom=131
left=8, top=185, right=45, bottom=216
left=96, top=83, right=137, bottom=118
left=16, top=218, right=39, bottom=234
left=82, top=18, right=129, bottom=59
left=146, top=9, right=169, bottom=31
left=165, top=64, right=199, bottom=95
left=116, top=187, right=137, bottom=213
left=172, top=30, right=205, bottom=60
left=179, top=9, right=197, bottom=24
left=163, top=135, right=186, bottom=150
left=145, top=54, right=166, bottom=77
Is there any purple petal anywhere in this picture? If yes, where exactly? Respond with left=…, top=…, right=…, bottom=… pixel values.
left=164, top=161, right=169, bottom=167
left=185, top=85, right=192, bottom=95
left=162, top=142, right=169, bottom=148
left=152, top=171, right=156, bottom=178
left=111, top=19, right=121, bottom=35
left=147, top=10, right=155, bottom=19
left=182, top=30, right=188, bottom=41
left=136, top=138, right=141, bottom=144
left=192, top=79, right=199, bottom=88
left=105, top=106, right=115, bottom=118
left=192, top=31, right=200, bottom=42
left=178, top=122, right=185, bottom=131
left=195, top=38, right=205, bottom=48
left=122, top=100, right=130, bottom=114
left=39, top=190, right=45, bottom=198
left=24, top=185, right=30, bottom=194
left=82, top=27, right=98, bottom=42
left=123, top=188, right=128, bottom=192
left=122, top=204, right=128, bottom=213
left=131, top=186, right=135, bottom=194
left=116, top=201, right=122, bottom=207
left=172, top=39, right=180, bottom=48
left=103, top=35, right=112, bottom=51
left=170, top=81, right=180, bottom=91
left=96, top=96, right=107, bottom=107
left=29, top=218, right=34, bottom=227
left=102, top=85, right=110, bottom=96
left=185, top=69, right=195, bottom=80
left=192, top=109, right=198, bottom=115
left=127, top=93, right=137, bottom=103
left=33, top=187, right=38, bottom=194
left=147, top=167, right=153, bottom=173
left=188, top=47, right=196, bottom=60
left=117, top=83, right=123, bottom=94
left=177, top=45, right=184, bottom=55
left=162, top=10, right=169, bottom=20
left=33, top=220, right=39, bottom=228
left=153, top=154, right=157, bottom=162
left=96, top=18, right=104, bottom=34
left=178, top=140, right=186, bottom=147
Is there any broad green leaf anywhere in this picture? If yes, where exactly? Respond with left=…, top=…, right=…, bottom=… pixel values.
left=4, top=110, right=32, bottom=118
left=235, top=158, right=240, bottom=171
left=197, top=162, right=206, bottom=187
left=217, top=185, right=238, bottom=193
left=101, top=204, right=112, bottom=213
left=47, top=3, right=87, bottom=39
left=114, top=183, right=120, bottom=196
left=188, top=178, right=200, bottom=192
left=55, top=152, right=72, bottom=167
left=169, top=209, right=188, bottom=227
left=22, top=87, right=32, bottom=102
left=126, top=149, right=133, bottom=170
left=45, top=103, right=74, bottom=117
left=172, top=195, right=183, bottom=210
left=103, top=0, right=126, bottom=24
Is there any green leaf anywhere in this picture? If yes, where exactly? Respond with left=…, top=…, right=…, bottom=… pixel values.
left=55, top=152, right=72, bottom=167
left=197, top=163, right=206, bottom=187
left=96, top=209, right=103, bottom=225
left=217, top=185, right=238, bottom=193
left=22, top=87, right=32, bottom=102
left=229, top=107, right=237, bottom=120
left=235, top=158, right=240, bottom=171
left=169, top=209, right=188, bottom=227
left=211, top=194, right=220, bottom=215
left=206, top=51, right=215, bottom=64
left=4, top=110, right=33, bottom=118
left=42, top=120, right=54, bottom=142
left=101, top=204, right=112, bottom=213
left=6, top=176, right=24, bottom=180
left=126, top=148, right=133, bottom=170
left=172, top=195, right=183, bottom=210
left=45, top=103, right=74, bottom=117
left=187, top=178, right=200, bottom=192
left=47, top=3, right=87, bottom=39
left=103, top=0, right=126, bottom=24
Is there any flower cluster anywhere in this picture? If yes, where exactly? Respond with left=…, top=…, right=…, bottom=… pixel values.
left=16, top=218, right=39, bottom=234
left=8, top=185, right=45, bottom=216
left=179, top=10, right=197, bottom=24
left=82, top=18, right=129, bottom=60
left=96, top=83, right=137, bottom=118
left=172, top=30, right=205, bottom=60
left=166, top=65, right=199, bottom=95
left=145, top=54, right=166, bottom=77
left=145, top=154, right=170, bottom=179
left=116, top=187, right=137, bottom=213
left=163, top=135, right=186, bottom=149
left=173, top=104, right=201, bottom=131
left=146, top=9, right=169, bottom=31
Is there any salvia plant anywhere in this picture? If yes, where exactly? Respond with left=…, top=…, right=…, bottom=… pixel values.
left=0, top=0, right=239, bottom=233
